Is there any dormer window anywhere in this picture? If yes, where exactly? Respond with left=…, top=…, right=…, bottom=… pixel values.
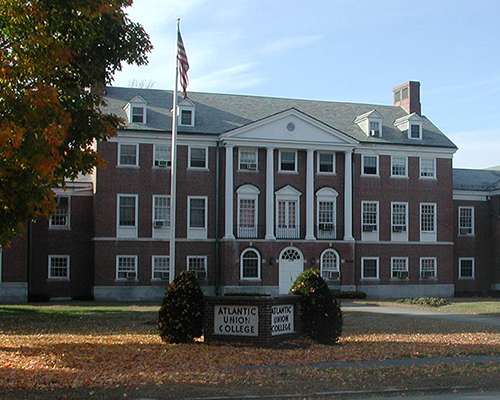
left=410, top=124, right=421, bottom=139
left=394, top=113, right=423, bottom=140
left=178, top=98, right=196, bottom=127
left=354, top=110, right=383, bottom=138
left=124, top=95, right=148, bottom=125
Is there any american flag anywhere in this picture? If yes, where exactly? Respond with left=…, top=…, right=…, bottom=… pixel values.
left=177, top=31, right=189, bottom=99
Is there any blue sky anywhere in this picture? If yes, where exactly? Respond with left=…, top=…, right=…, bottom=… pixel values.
left=112, top=0, right=500, bottom=169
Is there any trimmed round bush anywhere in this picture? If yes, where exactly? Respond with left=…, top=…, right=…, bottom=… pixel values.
left=290, top=269, right=342, bottom=344
left=158, top=271, right=204, bottom=343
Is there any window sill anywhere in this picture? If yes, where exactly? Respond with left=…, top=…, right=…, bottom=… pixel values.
left=187, top=167, right=209, bottom=171
left=48, top=226, right=71, bottom=230
left=316, top=172, right=336, bottom=176
left=47, top=278, right=70, bottom=282
left=390, top=175, right=409, bottom=179
left=278, top=170, right=298, bottom=174
left=458, top=277, right=475, bottom=280
left=237, top=169, right=259, bottom=173
left=419, top=176, right=437, bottom=181
left=117, top=165, right=140, bottom=169
left=360, top=278, right=379, bottom=281
left=361, top=174, right=379, bottom=178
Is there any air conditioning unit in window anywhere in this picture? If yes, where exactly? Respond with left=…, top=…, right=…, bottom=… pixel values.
left=363, top=225, right=376, bottom=232
left=157, top=160, right=168, bottom=168
left=126, top=272, right=136, bottom=280
left=394, top=271, right=409, bottom=279
left=160, top=272, right=169, bottom=280
left=154, top=220, right=167, bottom=228
left=392, top=226, right=406, bottom=233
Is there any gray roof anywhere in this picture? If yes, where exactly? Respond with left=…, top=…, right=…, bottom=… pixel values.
left=104, top=86, right=457, bottom=149
left=453, top=168, right=500, bottom=191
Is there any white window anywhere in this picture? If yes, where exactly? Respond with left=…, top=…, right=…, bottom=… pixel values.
left=180, top=109, right=193, bottom=126
left=321, top=249, right=340, bottom=280
left=458, top=207, right=474, bottom=236
left=316, top=187, right=338, bottom=240
left=153, top=196, right=170, bottom=237
left=189, top=147, right=208, bottom=169
left=362, top=257, right=379, bottom=280
left=188, top=197, right=207, bottom=239
left=391, top=202, right=408, bottom=241
left=420, top=158, right=436, bottom=179
left=420, top=203, right=437, bottom=242
left=391, top=156, right=407, bottom=177
left=132, top=106, right=146, bottom=123
left=279, top=150, right=297, bottom=172
left=410, top=124, right=421, bottom=139
left=362, top=201, right=379, bottom=241
left=188, top=256, right=207, bottom=279
left=116, top=255, right=138, bottom=280
left=154, top=144, right=171, bottom=168
left=240, top=248, right=261, bottom=280
left=317, top=152, right=335, bottom=174
left=117, top=194, right=138, bottom=238
left=152, top=256, right=170, bottom=281
left=362, top=155, right=378, bottom=176
left=459, top=258, right=475, bottom=279
left=369, top=121, right=381, bottom=137
left=50, top=196, right=70, bottom=228
left=48, top=255, right=70, bottom=280
left=239, top=148, right=258, bottom=171
left=276, top=186, right=301, bottom=239
left=237, top=185, right=259, bottom=239
left=119, top=143, right=138, bottom=167
left=391, top=257, right=409, bottom=280
left=420, top=257, right=437, bottom=279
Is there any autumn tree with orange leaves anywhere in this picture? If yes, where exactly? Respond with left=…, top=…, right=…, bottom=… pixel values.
left=0, top=0, right=152, bottom=245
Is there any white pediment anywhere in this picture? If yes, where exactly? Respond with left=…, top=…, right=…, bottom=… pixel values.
left=221, top=108, right=358, bottom=149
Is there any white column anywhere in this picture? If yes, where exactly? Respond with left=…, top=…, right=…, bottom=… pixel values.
left=344, top=149, right=354, bottom=241
left=265, top=147, right=275, bottom=240
left=305, top=149, right=315, bottom=240
left=224, top=144, right=235, bottom=239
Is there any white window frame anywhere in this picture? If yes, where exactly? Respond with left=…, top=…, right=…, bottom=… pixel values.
left=391, top=156, right=408, bottom=178
left=117, top=194, right=138, bottom=238
left=459, top=257, right=475, bottom=279
left=50, top=196, right=71, bottom=229
left=237, top=185, right=259, bottom=239
left=240, top=248, right=261, bottom=280
left=420, top=157, right=436, bottom=179
left=116, top=255, right=138, bottom=281
left=361, top=201, right=379, bottom=241
left=279, top=150, right=297, bottom=173
left=391, top=257, right=409, bottom=280
left=238, top=148, right=258, bottom=171
left=409, top=123, right=422, bottom=140
left=458, top=206, right=474, bottom=236
left=420, top=257, right=437, bottom=280
left=48, top=255, right=70, bottom=280
left=362, top=155, right=379, bottom=176
left=320, top=249, right=340, bottom=280
left=275, top=186, right=301, bottom=239
left=391, top=202, right=408, bottom=242
left=188, top=196, right=208, bottom=239
left=361, top=257, right=379, bottom=280
left=369, top=120, right=381, bottom=137
left=154, top=144, right=171, bottom=168
left=131, top=105, right=146, bottom=124
left=420, top=203, right=437, bottom=242
left=187, top=255, right=207, bottom=280
left=118, top=143, right=139, bottom=167
left=316, top=188, right=338, bottom=239
left=179, top=109, right=194, bottom=126
left=152, top=195, right=170, bottom=239
left=152, top=256, right=170, bottom=281
left=188, top=146, right=208, bottom=170
left=317, top=152, right=336, bottom=174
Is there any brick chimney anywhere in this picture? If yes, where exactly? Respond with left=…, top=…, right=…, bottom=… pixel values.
left=393, top=81, right=421, bottom=115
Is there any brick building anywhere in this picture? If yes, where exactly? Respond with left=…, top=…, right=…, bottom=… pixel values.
left=1, top=81, right=499, bottom=302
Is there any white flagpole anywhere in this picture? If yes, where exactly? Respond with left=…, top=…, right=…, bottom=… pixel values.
left=169, top=18, right=181, bottom=284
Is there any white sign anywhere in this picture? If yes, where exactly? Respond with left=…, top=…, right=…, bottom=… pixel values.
left=271, top=304, right=294, bottom=336
left=214, top=305, right=259, bottom=336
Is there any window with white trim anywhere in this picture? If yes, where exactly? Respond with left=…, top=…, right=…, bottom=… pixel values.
left=180, top=109, right=193, bottom=126
left=369, top=121, right=381, bottom=137
left=189, top=147, right=208, bottom=169
left=152, top=256, right=170, bottom=281
left=279, top=150, right=297, bottom=172
left=188, top=197, right=207, bottom=239
left=391, top=156, right=407, bottom=177
left=153, top=196, right=170, bottom=229
left=420, top=257, right=437, bottom=279
left=362, top=257, right=379, bottom=280
left=239, top=148, right=258, bottom=171
left=420, top=158, right=436, bottom=178
left=240, top=248, right=260, bottom=280
left=154, top=144, right=171, bottom=168
left=48, top=255, right=70, bottom=280
left=362, top=155, right=378, bottom=176
left=391, top=257, right=409, bottom=280
left=132, top=106, right=146, bottom=123
left=50, top=196, right=70, bottom=228
left=362, top=201, right=379, bottom=241
left=116, top=255, right=137, bottom=280
left=117, top=194, right=138, bottom=238
left=410, top=124, right=421, bottom=139
left=316, top=188, right=338, bottom=240
left=318, top=152, right=335, bottom=173
left=237, top=185, right=259, bottom=239
left=420, top=203, right=436, bottom=242
left=459, top=258, right=475, bottom=279
left=458, top=207, right=474, bottom=236
left=391, top=202, right=408, bottom=241
left=320, top=249, right=340, bottom=280
left=188, top=256, right=207, bottom=279
left=275, top=186, right=301, bottom=239
left=119, top=144, right=138, bottom=167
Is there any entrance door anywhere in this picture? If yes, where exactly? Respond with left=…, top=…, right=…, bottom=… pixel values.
left=278, top=247, right=304, bottom=294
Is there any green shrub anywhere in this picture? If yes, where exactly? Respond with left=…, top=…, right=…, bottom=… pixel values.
left=158, top=271, right=204, bottom=344
left=396, top=297, right=449, bottom=307
left=331, top=290, right=367, bottom=300
left=289, top=269, right=342, bottom=344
